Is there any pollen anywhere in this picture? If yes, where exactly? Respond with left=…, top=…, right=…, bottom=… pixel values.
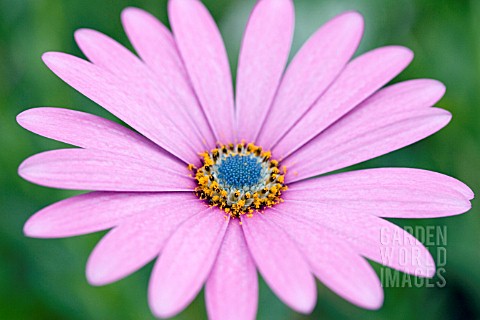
left=189, top=142, right=287, bottom=218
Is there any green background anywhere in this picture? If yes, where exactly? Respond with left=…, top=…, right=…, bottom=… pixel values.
left=1, top=0, right=479, bottom=319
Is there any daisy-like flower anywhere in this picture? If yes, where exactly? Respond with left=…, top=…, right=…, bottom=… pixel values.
left=18, top=0, right=473, bottom=319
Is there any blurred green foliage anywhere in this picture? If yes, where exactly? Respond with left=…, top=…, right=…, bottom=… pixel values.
left=0, top=0, right=479, bottom=319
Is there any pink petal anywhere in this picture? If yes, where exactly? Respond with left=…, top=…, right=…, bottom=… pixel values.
left=268, top=209, right=383, bottom=309
left=235, top=0, right=294, bottom=142
left=241, top=214, right=316, bottom=314
left=75, top=28, right=214, bottom=151
left=24, top=192, right=195, bottom=238
left=340, top=79, right=446, bottom=115
left=283, top=80, right=447, bottom=180
left=42, top=52, right=202, bottom=164
left=205, top=220, right=258, bottom=320
left=274, top=46, right=414, bottom=158
left=75, top=28, right=205, bottom=142
left=17, top=108, right=183, bottom=166
left=277, top=200, right=436, bottom=277
left=257, top=11, right=364, bottom=149
left=121, top=7, right=187, bottom=79
left=120, top=8, right=216, bottom=149
left=149, top=209, right=228, bottom=318
left=74, top=28, right=139, bottom=76
left=169, top=0, right=234, bottom=143
left=284, top=108, right=451, bottom=181
left=289, top=168, right=473, bottom=218
left=86, top=195, right=202, bottom=285
left=19, top=149, right=194, bottom=191
left=76, top=25, right=215, bottom=152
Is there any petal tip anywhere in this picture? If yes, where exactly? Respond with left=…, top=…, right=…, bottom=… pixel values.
left=23, top=217, right=43, bottom=238
left=352, top=291, right=384, bottom=310
left=17, top=107, right=56, bottom=129
left=438, top=109, right=452, bottom=122
left=288, top=280, right=317, bottom=314
left=420, top=252, right=436, bottom=278
left=41, top=51, right=68, bottom=69
left=425, top=266, right=436, bottom=278
left=18, top=158, right=31, bottom=180
left=85, top=260, right=111, bottom=287
left=18, top=154, right=46, bottom=185
left=458, top=197, right=473, bottom=213
left=74, top=28, right=105, bottom=50
left=16, top=109, right=33, bottom=128
left=358, top=285, right=384, bottom=310
left=41, top=51, right=57, bottom=64
left=148, top=294, right=179, bottom=319
left=86, top=271, right=107, bottom=287
left=465, top=186, right=475, bottom=201
left=399, top=46, right=414, bottom=62
left=121, top=6, right=141, bottom=16
left=121, top=6, right=148, bottom=24
left=327, top=11, right=364, bottom=40
left=294, top=294, right=317, bottom=314
left=23, top=212, right=61, bottom=239
left=430, top=108, right=452, bottom=127
left=73, top=28, right=92, bottom=42
left=430, top=79, right=447, bottom=96
left=364, top=299, right=384, bottom=311
left=382, top=45, right=414, bottom=62
left=340, top=10, right=365, bottom=25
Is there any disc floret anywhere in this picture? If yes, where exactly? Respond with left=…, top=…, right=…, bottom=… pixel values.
left=190, top=142, right=287, bottom=218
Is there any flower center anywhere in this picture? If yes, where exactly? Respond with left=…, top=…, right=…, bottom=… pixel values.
left=217, top=155, right=262, bottom=188
left=189, top=142, right=287, bottom=218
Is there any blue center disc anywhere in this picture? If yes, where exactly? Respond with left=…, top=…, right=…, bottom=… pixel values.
left=217, top=155, right=262, bottom=189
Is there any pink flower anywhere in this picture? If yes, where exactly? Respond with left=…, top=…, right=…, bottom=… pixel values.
left=18, top=0, right=473, bottom=319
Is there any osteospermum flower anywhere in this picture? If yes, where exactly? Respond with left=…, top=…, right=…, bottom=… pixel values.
left=18, top=0, right=473, bottom=319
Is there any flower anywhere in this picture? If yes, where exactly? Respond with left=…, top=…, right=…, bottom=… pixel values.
left=18, top=0, right=473, bottom=319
